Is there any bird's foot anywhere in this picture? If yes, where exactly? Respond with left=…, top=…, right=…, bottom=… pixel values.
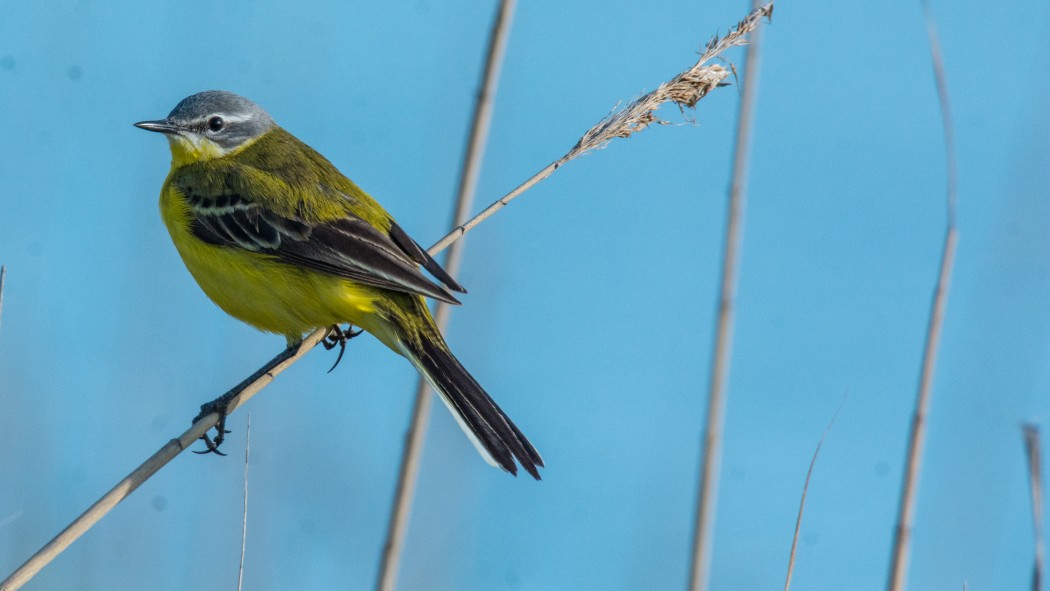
left=323, top=324, right=363, bottom=373
left=193, top=398, right=234, bottom=456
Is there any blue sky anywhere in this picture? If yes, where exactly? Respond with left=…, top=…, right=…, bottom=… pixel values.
left=1, top=1, right=1048, bottom=589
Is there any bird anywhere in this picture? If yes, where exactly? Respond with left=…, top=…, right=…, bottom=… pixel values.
left=135, top=90, right=542, bottom=479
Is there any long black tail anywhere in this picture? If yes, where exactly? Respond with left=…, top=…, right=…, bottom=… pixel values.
left=402, top=330, right=543, bottom=480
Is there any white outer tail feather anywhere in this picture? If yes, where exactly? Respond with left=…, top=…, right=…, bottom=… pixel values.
left=398, top=342, right=502, bottom=470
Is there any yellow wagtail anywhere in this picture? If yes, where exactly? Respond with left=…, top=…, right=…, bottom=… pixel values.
left=136, top=90, right=542, bottom=479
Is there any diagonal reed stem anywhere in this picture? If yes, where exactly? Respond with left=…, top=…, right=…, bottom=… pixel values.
left=375, top=1, right=516, bottom=589
left=0, top=337, right=314, bottom=591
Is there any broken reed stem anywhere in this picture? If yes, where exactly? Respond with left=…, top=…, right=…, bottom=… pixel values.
left=886, top=3, right=958, bottom=590
left=376, top=1, right=516, bottom=590
left=0, top=4, right=772, bottom=590
left=688, top=2, right=771, bottom=590
left=784, top=401, right=843, bottom=591
left=1022, top=424, right=1044, bottom=591
left=237, top=414, right=252, bottom=591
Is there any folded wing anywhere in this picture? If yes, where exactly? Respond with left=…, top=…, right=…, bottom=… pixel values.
left=181, top=186, right=463, bottom=304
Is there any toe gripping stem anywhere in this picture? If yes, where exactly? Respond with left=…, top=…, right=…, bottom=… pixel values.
left=190, top=343, right=301, bottom=455
left=322, top=324, right=363, bottom=373
left=190, top=326, right=361, bottom=454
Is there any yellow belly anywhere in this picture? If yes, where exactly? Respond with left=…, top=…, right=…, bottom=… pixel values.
left=159, top=182, right=382, bottom=343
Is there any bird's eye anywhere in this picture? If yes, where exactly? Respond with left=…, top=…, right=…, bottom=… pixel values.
left=208, top=116, right=224, bottom=132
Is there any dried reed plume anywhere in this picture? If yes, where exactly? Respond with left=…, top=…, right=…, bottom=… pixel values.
left=430, top=1, right=773, bottom=255
left=569, top=7, right=770, bottom=157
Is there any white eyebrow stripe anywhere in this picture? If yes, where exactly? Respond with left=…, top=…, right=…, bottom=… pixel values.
left=213, top=112, right=254, bottom=123
left=192, top=112, right=255, bottom=125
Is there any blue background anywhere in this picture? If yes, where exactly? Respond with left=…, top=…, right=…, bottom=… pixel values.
left=2, top=1, right=1049, bottom=589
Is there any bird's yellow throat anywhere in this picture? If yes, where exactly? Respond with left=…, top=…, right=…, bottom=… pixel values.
left=166, top=133, right=256, bottom=167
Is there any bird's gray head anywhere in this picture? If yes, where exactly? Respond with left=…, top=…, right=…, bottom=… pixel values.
left=135, top=90, right=276, bottom=163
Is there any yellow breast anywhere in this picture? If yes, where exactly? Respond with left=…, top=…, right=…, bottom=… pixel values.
left=158, top=179, right=382, bottom=343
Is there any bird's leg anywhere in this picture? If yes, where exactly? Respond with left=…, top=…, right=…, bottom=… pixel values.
left=323, top=324, right=363, bottom=373
left=191, top=343, right=300, bottom=455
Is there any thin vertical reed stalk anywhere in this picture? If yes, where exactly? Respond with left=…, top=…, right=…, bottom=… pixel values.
left=886, top=2, right=957, bottom=589
left=1022, top=424, right=1044, bottom=591
left=687, top=2, right=767, bottom=589
left=375, top=1, right=516, bottom=589
left=0, top=265, right=7, bottom=335
left=237, top=414, right=252, bottom=591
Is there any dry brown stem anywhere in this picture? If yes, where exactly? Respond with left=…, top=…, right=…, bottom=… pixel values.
left=687, top=2, right=771, bottom=590
left=237, top=414, right=251, bottom=591
left=1022, top=424, right=1044, bottom=591
left=784, top=402, right=844, bottom=591
left=886, top=2, right=958, bottom=589
left=0, top=265, right=6, bottom=335
left=376, top=0, right=516, bottom=589
left=0, top=336, right=319, bottom=591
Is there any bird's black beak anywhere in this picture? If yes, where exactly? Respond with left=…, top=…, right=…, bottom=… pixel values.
left=134, top=119, right=181, bottom=134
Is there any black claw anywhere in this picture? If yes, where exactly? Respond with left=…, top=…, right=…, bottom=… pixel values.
left=189, top=343, right=301, bottom=459
left=324, top=324, right=362, bottom=373
left=192, top=399, right=233, bottom=455
left=193, top=431, right=228, bottom=456
left=327, top=347, right=346, bottom=374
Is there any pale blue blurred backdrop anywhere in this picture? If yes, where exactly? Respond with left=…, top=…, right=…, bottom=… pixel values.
left=1, top=1, right=1049, bottom=590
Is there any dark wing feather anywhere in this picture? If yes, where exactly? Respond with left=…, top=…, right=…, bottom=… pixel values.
left=388, top=222, right=466, bottom=294
left=185, top=191, right=462, bottom=305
